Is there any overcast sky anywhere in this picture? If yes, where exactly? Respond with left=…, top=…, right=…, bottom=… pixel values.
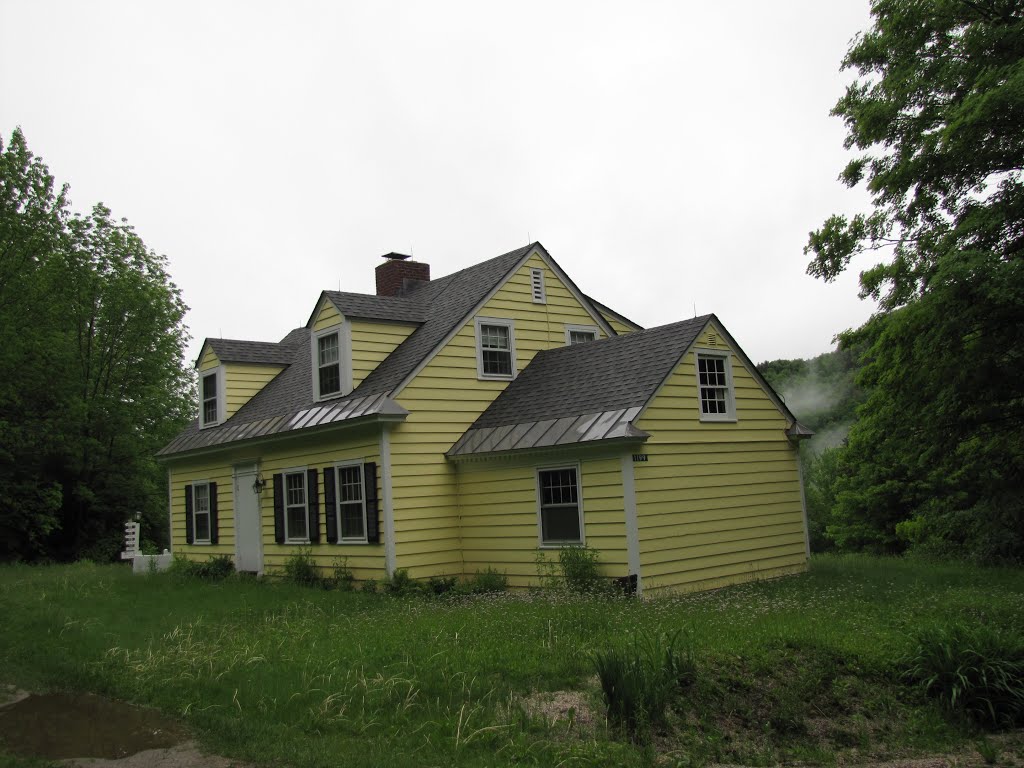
left=1, top=1, right=878, bottom=365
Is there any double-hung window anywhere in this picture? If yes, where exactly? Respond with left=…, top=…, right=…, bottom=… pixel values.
left=537, top=466, right=583, bottom=545
left=284, top=471, right=309, bottom=542
left=192, top=482, right=211, bottom=543
left=199, top=371, right=220, bottom=427
left=696, top=352, right=735, bottom=421
left=475, top=317, right=515, bottom=380
left=317, top=331, right=342, bottom=398
left=335, top=464, right=367, bottom=541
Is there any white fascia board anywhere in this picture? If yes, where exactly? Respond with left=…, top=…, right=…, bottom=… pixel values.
left=534, top=245, right=616, bottom=339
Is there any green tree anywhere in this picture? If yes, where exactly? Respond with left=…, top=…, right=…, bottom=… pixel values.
left=806, top=0, right=1024, bottom=561
left=0, top=128, right=192, bottom=561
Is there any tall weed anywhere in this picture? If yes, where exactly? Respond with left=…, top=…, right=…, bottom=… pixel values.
left=902, top=622, right=1024, bottom=729
left=591, top=629, right=696, bottom=740
left=281, top=548, right=324, bottom=587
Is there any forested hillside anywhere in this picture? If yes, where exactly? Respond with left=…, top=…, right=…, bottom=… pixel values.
left=758, top=351, right=862, bottom=553
left=0, top=129, right=193, bottom=561
left=794, top=0, right=1023, bottom=563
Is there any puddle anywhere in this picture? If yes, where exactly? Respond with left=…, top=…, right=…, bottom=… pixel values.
left=0, top=691, right=186, bottom=760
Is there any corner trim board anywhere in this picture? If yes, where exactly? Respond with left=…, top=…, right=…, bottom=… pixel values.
left=620, top=454, right=642, bottom=595
left=796, top=448, right=811, bottom=559
left=380, top=424, right=396, bottom=576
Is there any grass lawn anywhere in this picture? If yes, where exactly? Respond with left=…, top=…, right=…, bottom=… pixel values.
left=1, top=555, right=1022, bottom=767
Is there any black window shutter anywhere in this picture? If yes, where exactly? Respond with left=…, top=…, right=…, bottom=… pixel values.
left=209, top=482, right=219, bottom=544
left=184, top=484, right=194, bottom=544
left=323, top=467, right=338, bottom=544
left=273, top=473, right=285, bottom=543
left=307, top=468, right=320, bottom=543
left=364, top=462, right=380, bottom=544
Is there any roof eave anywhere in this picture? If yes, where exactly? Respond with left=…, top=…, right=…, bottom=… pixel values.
left=157, top=408, right=408, bottom=463
left=445, top=432, right=650, bottom=463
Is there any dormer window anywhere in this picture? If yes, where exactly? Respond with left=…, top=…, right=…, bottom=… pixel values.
left=318, top=332, right=341, bottom=397
left=312, top=324, right=351, bottom=400
left=199, top=369, right=223, bottom=428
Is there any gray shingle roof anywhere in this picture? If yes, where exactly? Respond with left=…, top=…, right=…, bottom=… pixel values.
left=585, top=294, right=643, bottom=332
left=446, top=317, right=711, bottom=457
left=204, top=338, right=298, bottom=366
left=160, top=244, right=537, bottom=457
left=323, top=291, right=427, bottom=323
left=471, top=316, right=712, bottom=429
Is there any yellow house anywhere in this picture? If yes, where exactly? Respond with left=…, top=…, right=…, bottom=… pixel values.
left=159, top=243, right=812, bottom=595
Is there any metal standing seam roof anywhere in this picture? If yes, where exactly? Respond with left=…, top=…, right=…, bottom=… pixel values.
left=159, top=393, right=409, bottom=456
left=160, top=244, right=539, bottom=457
left=446, top=317, right=714, bottom=457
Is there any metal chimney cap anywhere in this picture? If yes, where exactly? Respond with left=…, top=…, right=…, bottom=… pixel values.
left=381, top=252, right=412, bottom=261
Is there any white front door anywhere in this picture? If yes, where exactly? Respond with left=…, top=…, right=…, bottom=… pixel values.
left=234, top=465, right=263, bottom=573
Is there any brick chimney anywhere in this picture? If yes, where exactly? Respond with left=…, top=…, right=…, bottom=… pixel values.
left=376, top=253, right=430, bottom=296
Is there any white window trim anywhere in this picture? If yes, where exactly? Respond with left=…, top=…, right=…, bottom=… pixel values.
left=334, top=460, right=368, bottom=544
left=535, top=463, right=585, bottom=548
left=198, top=366, right=225, bottom=429
left=282, top=467, right=311, bottom=544
left=564, top=324, right=600, bottom=345
left=191, top=480, right=212, bottom=545
left=530, top=267, right=546, bottom=304
left=474, top=316, right=517, bottom=381
left=311, top=322, right=353, bottom=401
left=695, top=349, right=737, bottom=423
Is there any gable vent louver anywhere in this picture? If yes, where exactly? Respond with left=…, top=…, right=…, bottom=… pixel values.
left=530, top=268, right=546, bottom=304
left=706, top=333, right=718, bottom=346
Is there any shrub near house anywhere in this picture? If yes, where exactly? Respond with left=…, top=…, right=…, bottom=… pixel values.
left=160, top=244, right=812, bottom=594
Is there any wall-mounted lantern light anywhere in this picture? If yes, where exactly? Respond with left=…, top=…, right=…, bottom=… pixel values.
left=252, top=474, right=266, bottom=496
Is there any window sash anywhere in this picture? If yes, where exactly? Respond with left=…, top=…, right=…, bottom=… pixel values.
left=538, top=468, right=582, bottom=545
left=480, top=324, right=512, bottom=376
left=697, top=354, right=733, bottom=417
left=193, top=484, right=211, bottom=542
left=318, top=333, right=342, bottom=396
left=284, top=472, right=308, bottom=541
left=568, top=329, right=597, bottom=345
left=201, top=373, right=218, bottom=424
left=336, top=464, right=367, bottom=541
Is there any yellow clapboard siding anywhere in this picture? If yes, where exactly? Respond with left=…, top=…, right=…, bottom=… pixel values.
left=640, top=515, right=803, bottom=547
left=642, top=521, right=806, bottom=556
left=223, top=363, right=284, bottom=419
left=454, top=455, right=627, bottom=582
left=637, top=500, right=802, bottom=529
left=169, top=460, right=236, bottom=557
left=643, top=540, right=806, bottom=578
left=387, top=248, right=611, bottom=580
left=350, top=319, right=416, bottom=388
left=198, top=347, right=220, bottom=372
left=631, top=320, right=808, bottom=593
left=600, top=312, right=639, bottom=337
left=644, top=558, right=807, bottom=595
left=313, top=300, right=342, bottom=332
left=168, top=432, right=386, bottom=579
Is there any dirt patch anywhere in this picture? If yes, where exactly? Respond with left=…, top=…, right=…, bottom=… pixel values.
left=0, top=690, right=185, bottom=760
left=61, top=741, right=249, bottom=768
left=519, top=689, right=600, bottom=734
left=0, top=686, right=251, bottom=767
